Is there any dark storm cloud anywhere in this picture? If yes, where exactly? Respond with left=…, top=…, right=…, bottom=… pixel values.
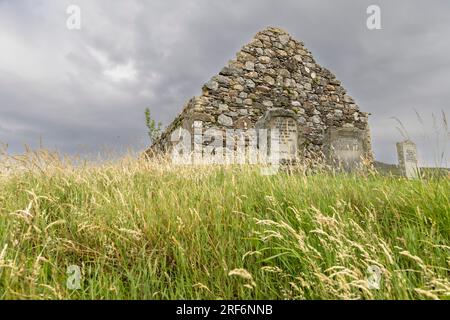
left=0, top=0, right=448, bottom=166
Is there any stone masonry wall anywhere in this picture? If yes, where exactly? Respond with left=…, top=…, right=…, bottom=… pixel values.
left=147, top=27, right=372, bottom=161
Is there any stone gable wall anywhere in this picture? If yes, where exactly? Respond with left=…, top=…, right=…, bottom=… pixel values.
left=148, top=27, right=372, bottom=161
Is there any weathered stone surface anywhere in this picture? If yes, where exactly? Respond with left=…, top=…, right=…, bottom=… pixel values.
left=397, top=140, right=420, bottom=179
left=218, top=114, right=233, bottom=127
left=279, top=69, right=291, bottom=77
left=264, top=76, right=275, bottom=86
left=324, top=127, right=371, bottom=171
left=334, top=109, right=343, bottom=117
left=259, top=56, right=271, bottom=64
left=343, top=95, right=354, bottom=103
left=238, top=108, right=248, bottom=115
left=214, top=75, right=230, bottom=85
left=311, top=115, right=321, bottom=124
left=235, top=116, right=252, bottom=129
left=244, top=61, right=255, bottom=71
left=218, top=103, right=229, bottom=112
left=190, top=112, right=215, bottom=123
left=279, top=34, right=290, bottom=45
left=245, top=71, right=258, bottom=79
left=245, top=79, right=256, bottom=89
left=243, top=98, right=253, bottom=106
left=220, top=66, right=240, bottom=76
left=263, top=100, right=274, bottom=107
left=147, top=26, right=373, bottom=168
left=204, top=80, right=219, bottom=91
left=239, top=92, right=248, bottom=99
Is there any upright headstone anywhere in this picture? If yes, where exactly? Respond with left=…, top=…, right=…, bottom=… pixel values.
left=396, top=140, right=420, bottom=179
left=325, top=127, right=370, bottom=171
left=255, top=108, right=303, bottom=163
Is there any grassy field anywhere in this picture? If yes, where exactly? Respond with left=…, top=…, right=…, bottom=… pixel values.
left=0, top=151, right=449, bottom=300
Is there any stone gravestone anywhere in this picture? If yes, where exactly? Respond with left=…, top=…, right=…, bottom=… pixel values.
left=325, top=127, right=369, bottom=171
left=255, top=108, right=302, bottom=163
left=396, top=140, right=420, bottom=179
left=272, top=117, right=298, bottom=161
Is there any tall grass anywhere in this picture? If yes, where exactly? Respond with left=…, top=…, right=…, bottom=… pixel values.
left=0, top=150, right=449, bottom=300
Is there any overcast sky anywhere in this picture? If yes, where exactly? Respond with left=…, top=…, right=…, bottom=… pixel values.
left=0, top=0, right=449, bottom=166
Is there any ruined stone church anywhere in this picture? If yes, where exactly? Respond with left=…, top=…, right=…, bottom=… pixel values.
left=147, top=27, right=373, bottom=168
